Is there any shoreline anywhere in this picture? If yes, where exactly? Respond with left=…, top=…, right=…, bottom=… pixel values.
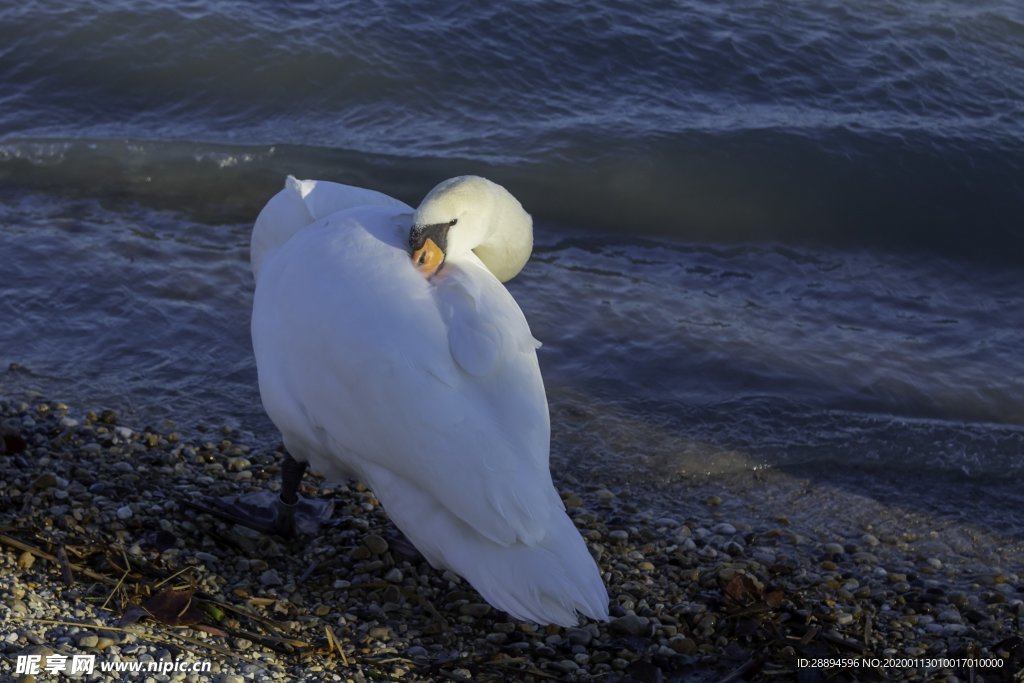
left=1, top=397, right=1021, bottom=682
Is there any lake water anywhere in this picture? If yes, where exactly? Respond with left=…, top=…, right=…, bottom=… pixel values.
left=2, top=0, right=1023, bottom=548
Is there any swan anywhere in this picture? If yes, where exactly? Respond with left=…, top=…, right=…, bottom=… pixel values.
left=235, top=175, right=608, bottom=626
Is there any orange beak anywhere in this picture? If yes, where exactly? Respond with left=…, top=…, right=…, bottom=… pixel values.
left=412, top=238, right=445, bottom=278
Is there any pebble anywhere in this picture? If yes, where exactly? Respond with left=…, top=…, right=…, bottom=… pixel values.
left=1, top=397, right=1019, bottom=683
left=459, top=603, right=491, bottom=618
left=669, top=636, right=697, bottom=654
left=116, top=505, right=134, bottom=520
left=550, top=660, right=579, bottom=674
left=368, top=626, right=391, bottom=640
left=610, top=613, right=650, bottom=636
left=259, top=569, right=282, bottom=587
left=32, top=473, right=58, bottom=490
left=226, top=457, right=250, bottom=472
left=566, top=628, right=592, bottom=646
left=364, top=534, right=389, bottom=555
left=17, top=551, right=35, bottom=570
left=77, top=633, right=99, bottom=648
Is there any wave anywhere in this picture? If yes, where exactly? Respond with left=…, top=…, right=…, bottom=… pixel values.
left=2, top=134, right=1022, bottom=265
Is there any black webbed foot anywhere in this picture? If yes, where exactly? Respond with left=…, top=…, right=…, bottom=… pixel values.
left=188, top=453, right=333, bottom=538
left=195, top=490, right=334, bottom=538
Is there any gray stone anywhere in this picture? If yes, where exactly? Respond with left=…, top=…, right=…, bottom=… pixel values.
left=610, top=613, right=650, bottom=636
left=459, top=603, right=491, bottom=618
left=77, top=633, right=99, bottom=648
left=364, top=534, right=389, bottom=555
left=260, top=569, right=283, bottom=587
left=566, top=627, right=592, bottom=646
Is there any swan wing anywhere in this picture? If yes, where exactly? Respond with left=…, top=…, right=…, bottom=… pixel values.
left=251, top=176, right=412, bottom=277
left=253, top=206, right=561, bottom=546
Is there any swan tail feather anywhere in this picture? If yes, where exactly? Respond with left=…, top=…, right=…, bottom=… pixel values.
left=364, top=463, right=609, bottom=626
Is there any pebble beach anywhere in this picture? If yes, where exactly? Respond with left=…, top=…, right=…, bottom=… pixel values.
left=1, top=396, right=1021, bottom=682
left=3, top=1, right=1024, bottom=681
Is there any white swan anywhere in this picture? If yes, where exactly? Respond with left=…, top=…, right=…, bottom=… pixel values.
left=247, top=175, right=609, bottom=626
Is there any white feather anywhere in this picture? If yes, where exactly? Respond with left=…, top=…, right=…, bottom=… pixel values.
left=251, top=176, right=609, bottom=625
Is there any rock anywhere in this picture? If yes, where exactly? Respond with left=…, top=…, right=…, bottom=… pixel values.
left=226, top=457, right=250, bottom=472
left=17, top=551, right=35, bottom=570
left=610, top=613, right=650, bottom=636
left=77, top=633, right=99, bottom=648
left=116, top=505, right=133, bottom=520
left=364, top=534, right=389, bottom=555
left=384, top=568, right=403, bottom=583
left=459, top=603, right=491, bottom=618
left=260, top=569, right=283, bottom=587
left=566, top=627, right=593, bottom=646
left=368, top=626, right=391, bottom=640
left=669, top=636, right=697, bottom=654
left=561, top=491, right=584, bottom=507
left=550, top=660, right=579, bottom=674
left=31, top=473, right=58, bottom=490
left=712, top=522, right=736, bottom=535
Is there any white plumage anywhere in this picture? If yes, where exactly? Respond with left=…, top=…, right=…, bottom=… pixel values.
left=250, top=175, right=609, bottom=626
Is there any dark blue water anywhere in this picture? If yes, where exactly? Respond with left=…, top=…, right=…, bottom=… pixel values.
left=2, top=0, right=1023, bottom=257
left=1, top=1, right=1022, bottom=518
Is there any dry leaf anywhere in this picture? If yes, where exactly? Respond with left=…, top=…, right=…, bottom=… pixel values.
left=141, top=587, right=203, bottom=626
left=724, top=573, right=762, bottom=605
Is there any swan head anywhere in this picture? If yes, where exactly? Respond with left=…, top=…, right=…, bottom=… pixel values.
left=409, top=176, right=533, bottom=282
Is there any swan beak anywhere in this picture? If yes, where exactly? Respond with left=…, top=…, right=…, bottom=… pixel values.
left=412, top=238, right=445, bottom=278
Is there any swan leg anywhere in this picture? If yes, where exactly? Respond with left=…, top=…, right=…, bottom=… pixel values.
left=190, top=453, right=334, bottom=538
